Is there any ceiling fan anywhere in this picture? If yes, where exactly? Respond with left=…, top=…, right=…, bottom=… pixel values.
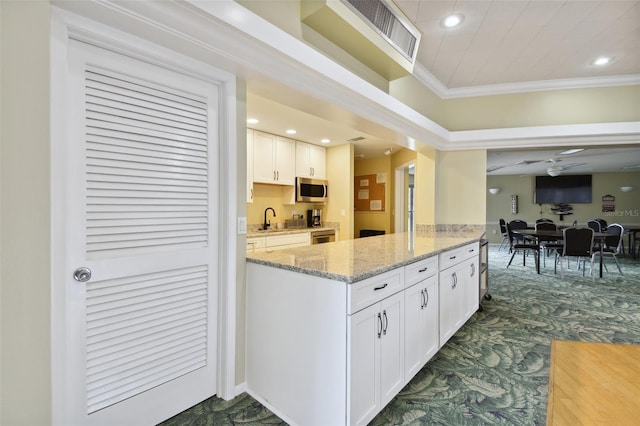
left=545, top=158, right=587, bottom=177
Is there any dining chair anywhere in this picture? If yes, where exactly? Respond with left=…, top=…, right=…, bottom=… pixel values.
left=508, top=220, right=529, bottom=244
left=591, top=223, right=624, bottom=276
left=498, top=218, right=509, bottom=251
left=535, top=222, right=562, bottom=267
left=506, top=223, right=540, bottom=273
left=556, top=227, right=595, bottom=280
left=587, top=219, right=601, bottom=233
left=596, top=219, right=608, bottom=231
left=587, top=220, right=602, bottom=251
left=536, top=218, right=554, bottom=224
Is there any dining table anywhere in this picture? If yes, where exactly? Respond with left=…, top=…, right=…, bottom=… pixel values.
left=512, top=229, right=608, bottom=278
left=626, top=227, right=640, bottom=259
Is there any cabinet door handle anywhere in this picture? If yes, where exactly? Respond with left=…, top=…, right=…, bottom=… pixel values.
left=277, top=171, right=279, bottom=180
left=382, top=310, right=388, bottom=335
left=377, top=313, right=382, bottom=338
left=452, top=272, right=457, bottom=289
left=273, top=170, right=276, bottom=180
left=470, top=263, right=475, bottom=277
left=420, top=289, right=425, bottom=309
left=418, top=267, right=428, bottom=273
left=374, top=283, right=388, bottom=291
left=425, top=288, right=429, bottom=307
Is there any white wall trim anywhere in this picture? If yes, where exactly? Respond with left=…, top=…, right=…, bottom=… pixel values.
left=446, top=122, right=640, bottom=151
left=413, top=61, right=640, bottom=99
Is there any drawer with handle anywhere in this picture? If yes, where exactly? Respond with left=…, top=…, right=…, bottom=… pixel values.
left=347, top=267, right=404, bottom=315
left=405, top=255, right=438, bottom=286
left=439, top=242, right=479, bottom=271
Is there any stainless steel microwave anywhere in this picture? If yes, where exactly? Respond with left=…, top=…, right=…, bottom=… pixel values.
left=296, top=177, right=328, bottom=203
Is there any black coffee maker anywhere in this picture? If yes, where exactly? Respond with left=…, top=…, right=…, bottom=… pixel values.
left=307, top=209, right=322, bottom=227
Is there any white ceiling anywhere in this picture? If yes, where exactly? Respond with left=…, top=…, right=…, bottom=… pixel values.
left=247, top=0, right=640, bottom=168
left=398, top=0, right=640, bottom=89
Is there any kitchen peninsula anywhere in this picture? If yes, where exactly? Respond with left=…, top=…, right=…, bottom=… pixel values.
left=245, top=230, right=485, bottom=426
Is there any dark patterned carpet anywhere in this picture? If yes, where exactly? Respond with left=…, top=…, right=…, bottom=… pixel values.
left=161, top=245, right=640, bottom=425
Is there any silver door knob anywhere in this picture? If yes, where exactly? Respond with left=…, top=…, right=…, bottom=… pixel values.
left=73, top=267, right=92, bottom=282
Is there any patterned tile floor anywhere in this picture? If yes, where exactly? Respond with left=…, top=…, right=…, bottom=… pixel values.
left=161, top=245, right=639, bottom=425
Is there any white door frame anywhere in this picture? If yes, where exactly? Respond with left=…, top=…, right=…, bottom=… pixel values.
left=50, top=9, right=237, bottom=424
left=394, top=161, right=414, bottom=233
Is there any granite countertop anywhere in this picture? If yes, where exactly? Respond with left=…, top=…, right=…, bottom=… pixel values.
left=246, top=230, right=486, bottom=283
left=247, top=227, right=335, bottom=238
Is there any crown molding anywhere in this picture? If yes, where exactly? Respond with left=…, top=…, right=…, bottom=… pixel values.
left=412, top=62, right=640, bottom=99
left=445, top=122, right=640, bottom=151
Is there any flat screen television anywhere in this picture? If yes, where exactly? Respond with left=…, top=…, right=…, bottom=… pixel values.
left=535, top=174, right=592, bottom=204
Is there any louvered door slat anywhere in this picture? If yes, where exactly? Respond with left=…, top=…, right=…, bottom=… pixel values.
left=87, top=319, right=206, bottom=357
left=87, top=157, right=207, bottom=177
left=86, top=66, right=207, bottom=112
left=87, top=127, right=207, bottom=151
left=88, top=132, right=207, bottom=156
left=87, top=93, right=207, bottom=128
left=88, top=216, right=206, bottom=227
left=87, top=148, right=207, bottom=171
left=88, top=182, right=207, bottom=195
left=87, top=140, right=207, bottom=166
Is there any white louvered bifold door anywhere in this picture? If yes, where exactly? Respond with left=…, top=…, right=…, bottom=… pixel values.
left=66, top=40, right=219, bottom=426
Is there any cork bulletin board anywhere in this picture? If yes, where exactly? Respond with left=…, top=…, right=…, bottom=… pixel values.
left=354, top=173, right=386, bottom=211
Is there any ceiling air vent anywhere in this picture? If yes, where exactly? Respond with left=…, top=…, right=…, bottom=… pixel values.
left=302, top=0, right=421, bottom=79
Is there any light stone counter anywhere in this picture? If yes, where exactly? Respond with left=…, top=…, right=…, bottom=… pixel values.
left=246, top=226, right=335, bottom=238
left=246, top=230, right=485, bottom=283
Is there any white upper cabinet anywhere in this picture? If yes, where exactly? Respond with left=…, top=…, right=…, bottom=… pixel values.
left=253, top=131, right=295, bottom=185
left=247, top=129, right=254, bottom=202
left=295, top=141, right=326, bottom=179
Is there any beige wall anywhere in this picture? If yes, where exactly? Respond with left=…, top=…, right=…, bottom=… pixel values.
left=1, top=2, right=52, bottom=424
left=354, top=156, right=392, bottom=238
left=442, top=86, right=640, bottom=131
left=485, top=172, right=640, bottom=243
left=326, top=143, right=354, bottom=240
left=414, top=148, right=437, bottom=226
left=435, top=150, right=487, bottom=226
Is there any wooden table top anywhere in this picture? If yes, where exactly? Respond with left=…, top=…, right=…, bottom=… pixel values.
left=547, top=340, right=640, bottom=426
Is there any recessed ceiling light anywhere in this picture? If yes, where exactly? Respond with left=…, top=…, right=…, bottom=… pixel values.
left=442, top=14, right=464, bottom=28
left=593, top=56, right=611, bottom=66
left=247, top=118, right=259, bottom=124
left=320, top=138, right=330, bottom=144
left=557, top=148, right=584, bottom=155
left=285, top=129, right=296, bottom=135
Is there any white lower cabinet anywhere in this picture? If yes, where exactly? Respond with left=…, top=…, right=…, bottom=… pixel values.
left=348, top=290, right=404, bottom=426
left=439, top=243, right=479, bottom=345
left=404, top=274, right=439, bottom=381
left=265, top=232, right=309, bottom=250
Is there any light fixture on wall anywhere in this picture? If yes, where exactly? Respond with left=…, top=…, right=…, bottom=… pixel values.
left=620, top=186, right=634, bottom=192
left=384, top=148, right=393, bottom=156
left=488, top=187, right=501, bottom=195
